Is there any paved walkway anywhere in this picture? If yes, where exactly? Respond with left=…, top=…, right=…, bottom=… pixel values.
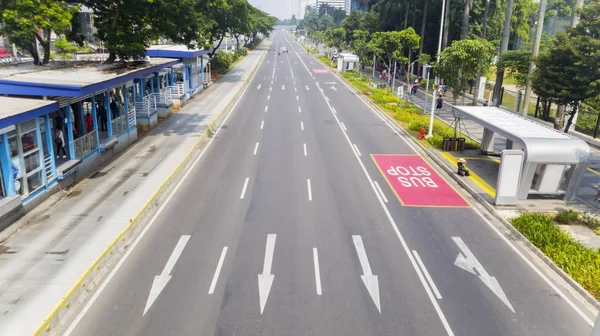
left=0, top=43, right=267, bottom=335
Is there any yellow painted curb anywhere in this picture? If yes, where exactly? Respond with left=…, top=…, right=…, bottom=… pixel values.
left=439, top=152, right=497, bottom=199
left=34, top=42, right=270, bottom=336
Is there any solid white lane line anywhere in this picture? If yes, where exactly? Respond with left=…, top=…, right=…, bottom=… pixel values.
left=301, top=121, right=304, bottom=130
left=373, top=181, right=388, bottom=203
left=303, top=143, right=307, bottom=156
left=265, top=106, right=268, bottom=112
left=253, top=142, right=259, bottom=155
left=313, top=248, right=322, bottom=295
left=240, top=177, right=250, bottom=199
left=413, top=250, right=443, bottom=300
left=311, top=69, right=455, bottom=336
left=353, top=144, right=361, bottom=156
left=296, top=95, right=299, bottom=101
left=208, top=247, right=229, bottom=294
left=340, top=122, right=347, bottom=131
left=307, top=178, right=312, bottom=201
left=332, top=107, right=337, bottom=114
left=298, top=106, right=302, bottom=113
left=260, top=120, right=264, bottom=129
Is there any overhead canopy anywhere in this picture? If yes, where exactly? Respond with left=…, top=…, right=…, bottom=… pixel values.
left=0, top=96, right=59, bottom=129
left=339, top=53, right=358, bottom=61
left=147, top=45, right=213, bottom=59
left=454, top=106, right=590, bottom=164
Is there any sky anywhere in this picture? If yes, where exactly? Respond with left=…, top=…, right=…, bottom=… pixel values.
left=249, top=0, right=304, bottom=20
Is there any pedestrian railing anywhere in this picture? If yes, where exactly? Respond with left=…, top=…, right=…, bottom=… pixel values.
left=44, top=153, right=54, bottom=182
left=156, top=90, right=172, bottom=105
left=74, top=130, right=98, bottom=160
left=111, top=114, right=128, bottom=137
left=169, top=82, right=185, bottom=98
left=135, top=93, right=157, bottom=118
left=127, top=102, right=136, bottom=128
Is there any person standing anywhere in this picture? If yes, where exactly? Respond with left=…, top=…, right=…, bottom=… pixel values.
left=85, top=113, right=93, bottom=133
left=55, top=129, right=67, bottom=159
left=436, top=96, right=444, bottom=111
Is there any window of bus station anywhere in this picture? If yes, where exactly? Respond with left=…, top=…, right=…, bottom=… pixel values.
left=8, top=120, right=45, bottom=196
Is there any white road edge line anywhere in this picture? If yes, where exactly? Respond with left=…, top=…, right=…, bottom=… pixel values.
left=340, top=122, right=347, bottom=131
left=307, top=178, right=312, bottom=201
left=208, top=247, right=228, bottom=294
left=253, top=142, right=259, bottom=155
left=260, top=120, right=264, bottom=130
left=301, top=121, right=304, bottom=131
left=353, top=144, right=361, bottom=156
left=332, top=107, right=337, bottom=114
left=413, top=250, right=443, bottom=300
left=313, top=248, right=322, bottom=295
left=303, top=143, right=307, bottom=156
left=240, top=177, right=250, bottom=199
left=63, top=43, right=263, bottom=335
left=373, top=181, right=388, bottom=203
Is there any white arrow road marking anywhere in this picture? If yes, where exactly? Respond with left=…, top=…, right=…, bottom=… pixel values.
left=208, top=246, right=228, bottom=294
left=313, top=248, right=322, bottom=295
left=257, top=84, right=261, bottom=90
left=330, top=86, right=337, bottom=91
left=143, top=235, right=190, bottom=315
left=282, top=84, right=285, bottom=90
left=373, top=181, right=388, bottom=203
left=258, top=234, right=277, bottom=314
left=352, top=235, right=381, bottom=312
left=413, top=250, right=442, bottom=300
left=452, top=237, right=515, bottom=313
left=305, top=85, right=309, bottom=91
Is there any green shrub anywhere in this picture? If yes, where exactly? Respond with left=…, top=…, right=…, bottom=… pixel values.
left=579, top=213, right=600, bottom=230
left=555, top=210, right=579, bottom=224
left=511, top=213, right=600, bottom=300
left=427, top=133, right=445, bottom=148
left=408, top=119, right=427, bottom=131
left=212, top=50, right=233, bottom=73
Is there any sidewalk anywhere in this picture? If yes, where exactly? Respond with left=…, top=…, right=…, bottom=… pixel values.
left=0, top=44, right=267, bottom=335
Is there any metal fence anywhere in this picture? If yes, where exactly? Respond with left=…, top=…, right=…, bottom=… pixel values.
left=156, top=90, right=172, bottom=105
left=127, top=102, right=136, bottom=128
left=111, top=114, right=128, bottom=138
left=135, top=93, right=156, bottom=118
left=74, top=130, right=98, bottom=160
left=169, top=82, right=185, bottom=98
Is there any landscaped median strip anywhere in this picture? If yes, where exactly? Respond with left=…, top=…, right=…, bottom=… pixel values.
left=34, top=44, right=270, bottom=336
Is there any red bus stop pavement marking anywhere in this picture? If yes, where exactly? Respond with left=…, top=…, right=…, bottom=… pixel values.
left=313, top=68, right=329, bottom=74
left=372, top=154, right=470, bottom=208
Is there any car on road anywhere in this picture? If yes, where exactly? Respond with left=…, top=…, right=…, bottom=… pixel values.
left=280, top=47, right=288, bottom=54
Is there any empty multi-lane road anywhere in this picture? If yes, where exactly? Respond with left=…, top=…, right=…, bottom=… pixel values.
left=66, top=30, right=596, bottom=336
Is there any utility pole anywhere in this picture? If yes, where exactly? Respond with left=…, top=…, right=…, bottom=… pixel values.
left=571, top=0, right=584, bottom=28
left=427, top=0, right=447, bottom=138
left=520, top=0, right=546, bottom=116
left=492, top=0, right=514, bottom=106
left=472, top=0, right=491, bottom=105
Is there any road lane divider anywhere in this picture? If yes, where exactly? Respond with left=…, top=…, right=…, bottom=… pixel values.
left=307, top=178, right=313, bottom=201
left=253, top=142, right=259, bottom=156
left=313, top=248, right=322, bottom=295
left=301, top=121, right=304, bottom=131
left=373, top=181, right=388, bottom=203
left=240, top=177, right=250, bottom=199
left=413, top=250, right=442, bottom=300
left=49, top=40, right=272, bottom=336
left=260, top=120, right=265, bottom=130
left=304, top=143, right=308, bottom=156
left=298, top=106, right=302, bottom=113
left=265, top=105, right=268, bottom=112
left=353, top=144, right=361, bottom=156
left=208, top=246, right=228, bottom=294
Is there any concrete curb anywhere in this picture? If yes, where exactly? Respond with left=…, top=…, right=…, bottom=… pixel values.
left=323, top=63, right=600, bottom=312
left=34, top=42, right=270, bottom=336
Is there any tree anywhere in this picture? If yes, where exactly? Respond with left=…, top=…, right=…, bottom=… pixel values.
left=368, top=28, right=421, bottom=89
left=319, top=14, right=335, bottom=31
left=497, top=49, right=531, bottom=88
left=435, top=38, right=496, bottom=102
left=350, top=29, right=371, bottom=65
left=0, top=0, right=74, bottom=65
left=323, top=27, right=347, bottom=55
left=54, top=37, right=78, bottom=61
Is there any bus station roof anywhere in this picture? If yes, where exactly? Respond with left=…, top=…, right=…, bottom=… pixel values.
left=454, top=106, right=589, bottom=164
left=0, top=58, right=180, bottom=97
left=147, top=45, right=212, bottom=59
left=0, top=96, right=59, bottom=129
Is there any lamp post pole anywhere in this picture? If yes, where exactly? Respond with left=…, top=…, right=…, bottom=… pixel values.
left=427, top=0, right=447, bottom=138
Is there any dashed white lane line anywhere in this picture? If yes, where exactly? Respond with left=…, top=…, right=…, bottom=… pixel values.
left=307, top=178, right=312, bottom=201
left=298, top=106, right=302, bottom=113
left=253, top=142, right=259, bottom=155
left=353, top=144, right=361, bottom=156
left=373, top=181, right=388, bottom=203
left=268, top=95, right=270, bottom=100
left=282, top=84, right=285, bottom=90
left=301, top=121, right=304, bottom=130
left=332, top=107, right=337, bottom=114
left=313, top=248, right=322, bottom=295
left=296, top=95, right=299, bottom=101
left=303, top=143, right=307, bottom=156
left=295, top=87, right=297, bottom=92
left=340, top=122, right=347, bottom=131
left=270, top=87, right=272, bottom=91
left=240, top=177, right=250, bottom=199
left=208, top=246, right=228, bottom=294
left=260, top=120, right=264, bottom=130
left=265, top=106, right=268, bottom=112
left=413, top=250, right=443, bottom=300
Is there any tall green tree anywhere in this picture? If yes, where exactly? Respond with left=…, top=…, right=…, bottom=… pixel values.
left=323, top=27, right=347, bottom=55
left=0, top=0, right=75, bottom=65
left=350, top=29, right=371, bottom=65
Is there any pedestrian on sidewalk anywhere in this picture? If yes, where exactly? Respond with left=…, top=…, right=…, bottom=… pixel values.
left=55, top=129, right=67, bottom=159
left=436, top=96, right=443, bottom=111
left=483, top=100, right=489, bottom=106
left=85, top=113, right=93, bottom=133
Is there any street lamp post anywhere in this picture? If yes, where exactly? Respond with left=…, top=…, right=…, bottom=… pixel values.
left=423, top=64, right=433, bottom=112
left=427, top=0, right=448, bottom=138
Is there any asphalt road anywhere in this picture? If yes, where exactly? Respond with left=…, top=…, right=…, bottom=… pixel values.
left=66, top=30, right=597, bottom=336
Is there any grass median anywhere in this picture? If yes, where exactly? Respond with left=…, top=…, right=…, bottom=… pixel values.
left=340, top=71, right=480, bottom=150
left=510, top=213, right=600, bottom=300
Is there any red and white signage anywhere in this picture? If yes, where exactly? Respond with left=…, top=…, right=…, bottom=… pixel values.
left=313, top=68, right=329, bottom=74
left=372, top=154, right=470, bottom=207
